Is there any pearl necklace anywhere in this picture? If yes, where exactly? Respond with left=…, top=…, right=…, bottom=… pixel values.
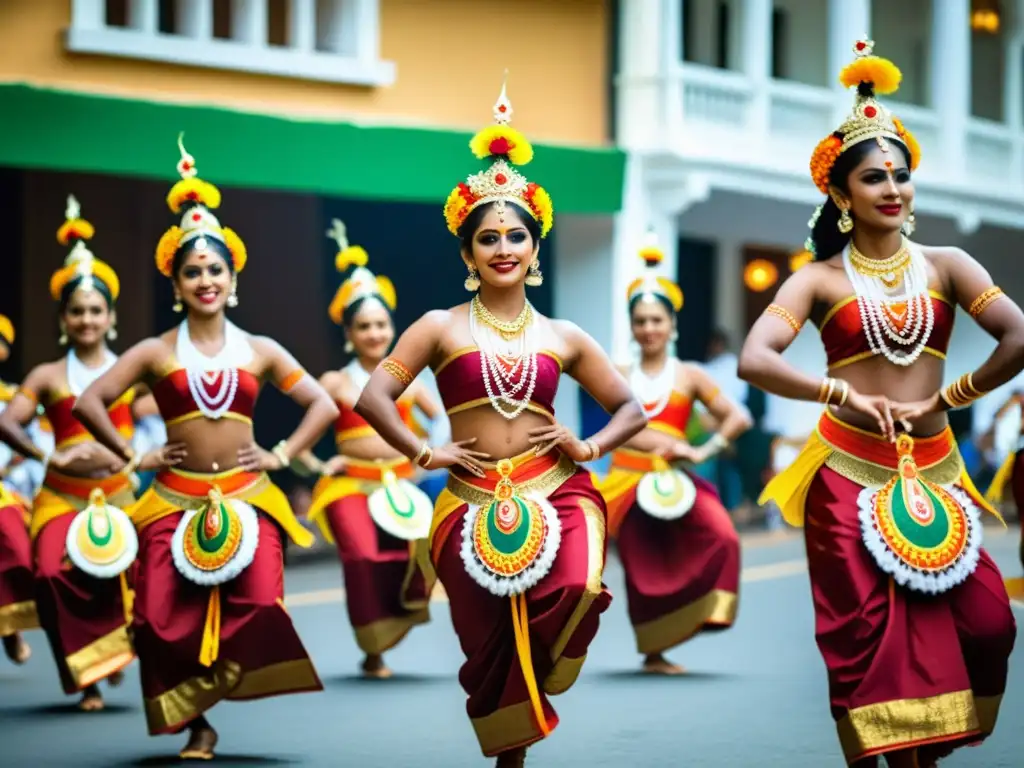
left=67, top=349, right=116, bottom=396
left=469, top=298, right=539, bottom=420
left=842, top=239, right=933, bottom=367
left=175, top=319, right=253, bottom=420
left=630, top=358, right=674, bottom=419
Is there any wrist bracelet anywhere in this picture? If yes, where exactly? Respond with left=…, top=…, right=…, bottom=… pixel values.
left=271, top=440, right=291, bottom=469
left=585, top=439, right=601, bottom=461
left=941, top=373, right=985, bottom=410
left=414, top=443, right=433, bottom=468
left=705, top=433, right=730, bottom=458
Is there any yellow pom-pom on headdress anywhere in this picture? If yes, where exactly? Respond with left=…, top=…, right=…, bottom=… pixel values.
left=626, top=231, right=683, bottom=312
left=50, top=195, right=120, bottom=302
left=444, top=72, right=554, bottom=239
left=808, top=39, right=921, bottom=195
left=325, top=219, right=395, bottom=325
left=154, top=133, right=246, bottom=277
left=0, top=314, right=14, bottom=346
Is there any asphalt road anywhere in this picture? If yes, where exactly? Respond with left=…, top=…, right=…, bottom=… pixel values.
left=2, top=525, right=1022, bottom=767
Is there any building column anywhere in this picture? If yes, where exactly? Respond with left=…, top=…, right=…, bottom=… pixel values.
left=742, top=0, right=773, bottom=145
left=714, top=238, right=745, bottom=345
left=930, top=0, right=971, bottom=176
left=827, top=0, right=871, bottom=120
left=617, top=0, right=672, bottom=149
left=1004, top=4, right=1024, bottom=180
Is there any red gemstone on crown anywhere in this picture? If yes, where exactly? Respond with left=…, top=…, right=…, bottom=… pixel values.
left=856, top=41, right=866, bottom=51
left=864, top=105, right=877, bottom=118
left=499, top=105, right=507, bottom=113
left=192, top=212, right=202, bottom=221
left=494, top=173, right=508, bottom=185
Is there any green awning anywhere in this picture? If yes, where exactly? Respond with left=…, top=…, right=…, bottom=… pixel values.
left=0, top=83, right=625, bottom=213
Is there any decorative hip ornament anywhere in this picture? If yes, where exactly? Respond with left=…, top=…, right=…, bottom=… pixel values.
left=843, top=238, right=933, bottom=367
left=635, top=456, right=698, bottom=520
left=172, top=487, right=260, bottom=585
left=65, top=488, right=138, bottom=579
left=857, top=434, right=981, bottom=594
left=367, top=469, right=433, bottom=541
left=460, top=458, right=562, bottom=596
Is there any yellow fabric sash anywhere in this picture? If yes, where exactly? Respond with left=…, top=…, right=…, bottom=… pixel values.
left=760, top=412, right=999, bottom=528
left=127, top=468, right=314, bottom=548
left=985, top=452, right=1016, bottom=504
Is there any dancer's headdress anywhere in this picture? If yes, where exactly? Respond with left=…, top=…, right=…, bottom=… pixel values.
left=50, top=195, right=120, bottom=302
left=626, top=231, right=683, bottom=312
left=0, top=315, right=13, bottom=347
left=326, top=219, right=396, bottom=325
left=809, top=38, right=921, bottom=195
left=443, top=73, right=554, bottom=238
left=155, top=133, right=247, bottom=277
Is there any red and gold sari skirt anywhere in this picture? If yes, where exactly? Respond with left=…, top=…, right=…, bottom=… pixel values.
left=0, top=484, right=38, bottom=638
left=307, top=456, right=435, bottom=654
left=30, top=470, right=135, bottom=692
left=127, top=467, right=322, bottom=735
left=599, top=449, right=739, bottom=654
left=430, top=450, right=611, bottom=757
left=762, top=411, right=1015, bottom=765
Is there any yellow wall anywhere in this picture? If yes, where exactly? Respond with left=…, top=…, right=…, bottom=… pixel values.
left=0, top=0, right=610, bottom=145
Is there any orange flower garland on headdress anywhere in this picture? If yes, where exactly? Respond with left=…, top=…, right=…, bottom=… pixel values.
left=325, top=219, right=396, bottom=326
left=0, top=314, right=13, bottom=347
left=154, top=133, right=247, bottom=277
left=49, top=195, right=120, bottom=302
left=809, top=38, right=921, bottom=196
left=626, top=231, right=683, bottom=312
left=444, top=73, right=554, bottom=239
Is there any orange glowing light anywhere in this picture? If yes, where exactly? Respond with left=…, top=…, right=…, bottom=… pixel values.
left=744, top=259, right=779, bottom=292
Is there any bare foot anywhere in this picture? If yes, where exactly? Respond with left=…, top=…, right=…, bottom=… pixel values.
left=107, top=670, right=124, bottom=687
left=495, top=746, right=527, bottom=767
left=642, top=653, right=685, bottom=675
left=180, top=720, right=218, bottom=761
left=361, top=653, right=393, bottom=679
left=78, top=684, right=104, bottom=712
left=2, top=633, right=31, bottom=665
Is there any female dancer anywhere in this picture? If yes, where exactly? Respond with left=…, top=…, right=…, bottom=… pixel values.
left=599, top=242, right=749, bottom=674
left=354, top=80, right=647, bottom=766
left=740, top=41, right=1020, bottom=766
left=302, top=220, right=440, bottom=678
left=984, top=387, right=1024, bottom=594
left=0, top=198, right=161, bottom=710
left=0, top=314, right=37, bottom=666
left=73, top=136, right=336, bottom=760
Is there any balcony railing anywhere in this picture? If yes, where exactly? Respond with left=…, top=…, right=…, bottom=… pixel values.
left=66, top=0, right=394, bottom=87
left=644, top=63, right=1024, bottom=200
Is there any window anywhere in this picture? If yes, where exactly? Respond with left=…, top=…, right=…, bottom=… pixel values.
left=771, top=7, right=788, bottom=79
left=715, top=1, right=731, bottom=69
left=66, top=0, right=395, bottom=86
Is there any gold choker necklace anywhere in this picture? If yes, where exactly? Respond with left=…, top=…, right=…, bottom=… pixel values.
left=471, top=296, right=533, bottom=341
left=848, top=238, right=911, bottom=289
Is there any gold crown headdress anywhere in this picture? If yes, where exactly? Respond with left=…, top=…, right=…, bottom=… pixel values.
left=155, top=133, right=247, bottom=277
left=0, top=314, right=13, bottom=346
left=626, top=231, right=683, bottom=312
left=809, top=39, right=921, bottom=195
left=49, top=195, right=120, bottom=302
left=444, top=73, right=554, bottom=239
left=326, top=219, right=396, bottom=325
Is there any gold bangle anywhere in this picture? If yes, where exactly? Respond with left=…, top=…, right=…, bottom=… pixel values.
left=817, top=378, right=830, bottom=403
left=272, top=440, right=291, bottom=469
left=586, top=439, right=601, bottom=461
left=416, top=444, right=434, bottom=469
left=968, top=287, right=1004, bottom=319
left=765, top=303, right=802, bottom=334
left=124, top=451, right=141, bottom=475
left=381, top=357, right=414, bottom=387
left=941, top=373, right=986, bottom=410
left=836, top=380, right=850, bottom=407
left=414, top=442, right=429, bottom=465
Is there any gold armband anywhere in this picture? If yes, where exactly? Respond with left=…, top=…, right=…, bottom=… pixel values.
left=940, top=373, right=985, bottom=410
left=968, top=287, right=1004, bottom=319
left=381, top=357, right=414, bottom=387
left=765, top=304, right=802, bottom=334
left=17, top=387, right=38, bottom=405
left=279, top=368, right=306, bottom=392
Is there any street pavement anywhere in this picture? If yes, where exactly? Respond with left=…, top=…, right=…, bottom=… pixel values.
left=2, top=525, right=1022, bottom=767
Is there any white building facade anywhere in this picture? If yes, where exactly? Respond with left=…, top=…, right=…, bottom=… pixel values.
left=550, top=0, right=1024, bottom=439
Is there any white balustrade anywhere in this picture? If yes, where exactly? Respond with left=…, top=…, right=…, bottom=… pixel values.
left=65, top=0, right=395, bottom=86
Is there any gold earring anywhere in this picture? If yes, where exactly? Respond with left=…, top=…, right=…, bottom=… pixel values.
left=344, top=340, right=354, bottom=354
left=172, top=295, right=183, bottom=313
left=464, top=266, right=480, bottom=292
left=58, top=323, right=68, bottom=346
left=902, top=208, right=916, bottom=237
left=838, top=207, right=854, bottom=234
left=107, top=326, right=118, bottom=342
left=227, top=276, right=239, bottom=308
left=525, top=261, right=543, bottom=287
